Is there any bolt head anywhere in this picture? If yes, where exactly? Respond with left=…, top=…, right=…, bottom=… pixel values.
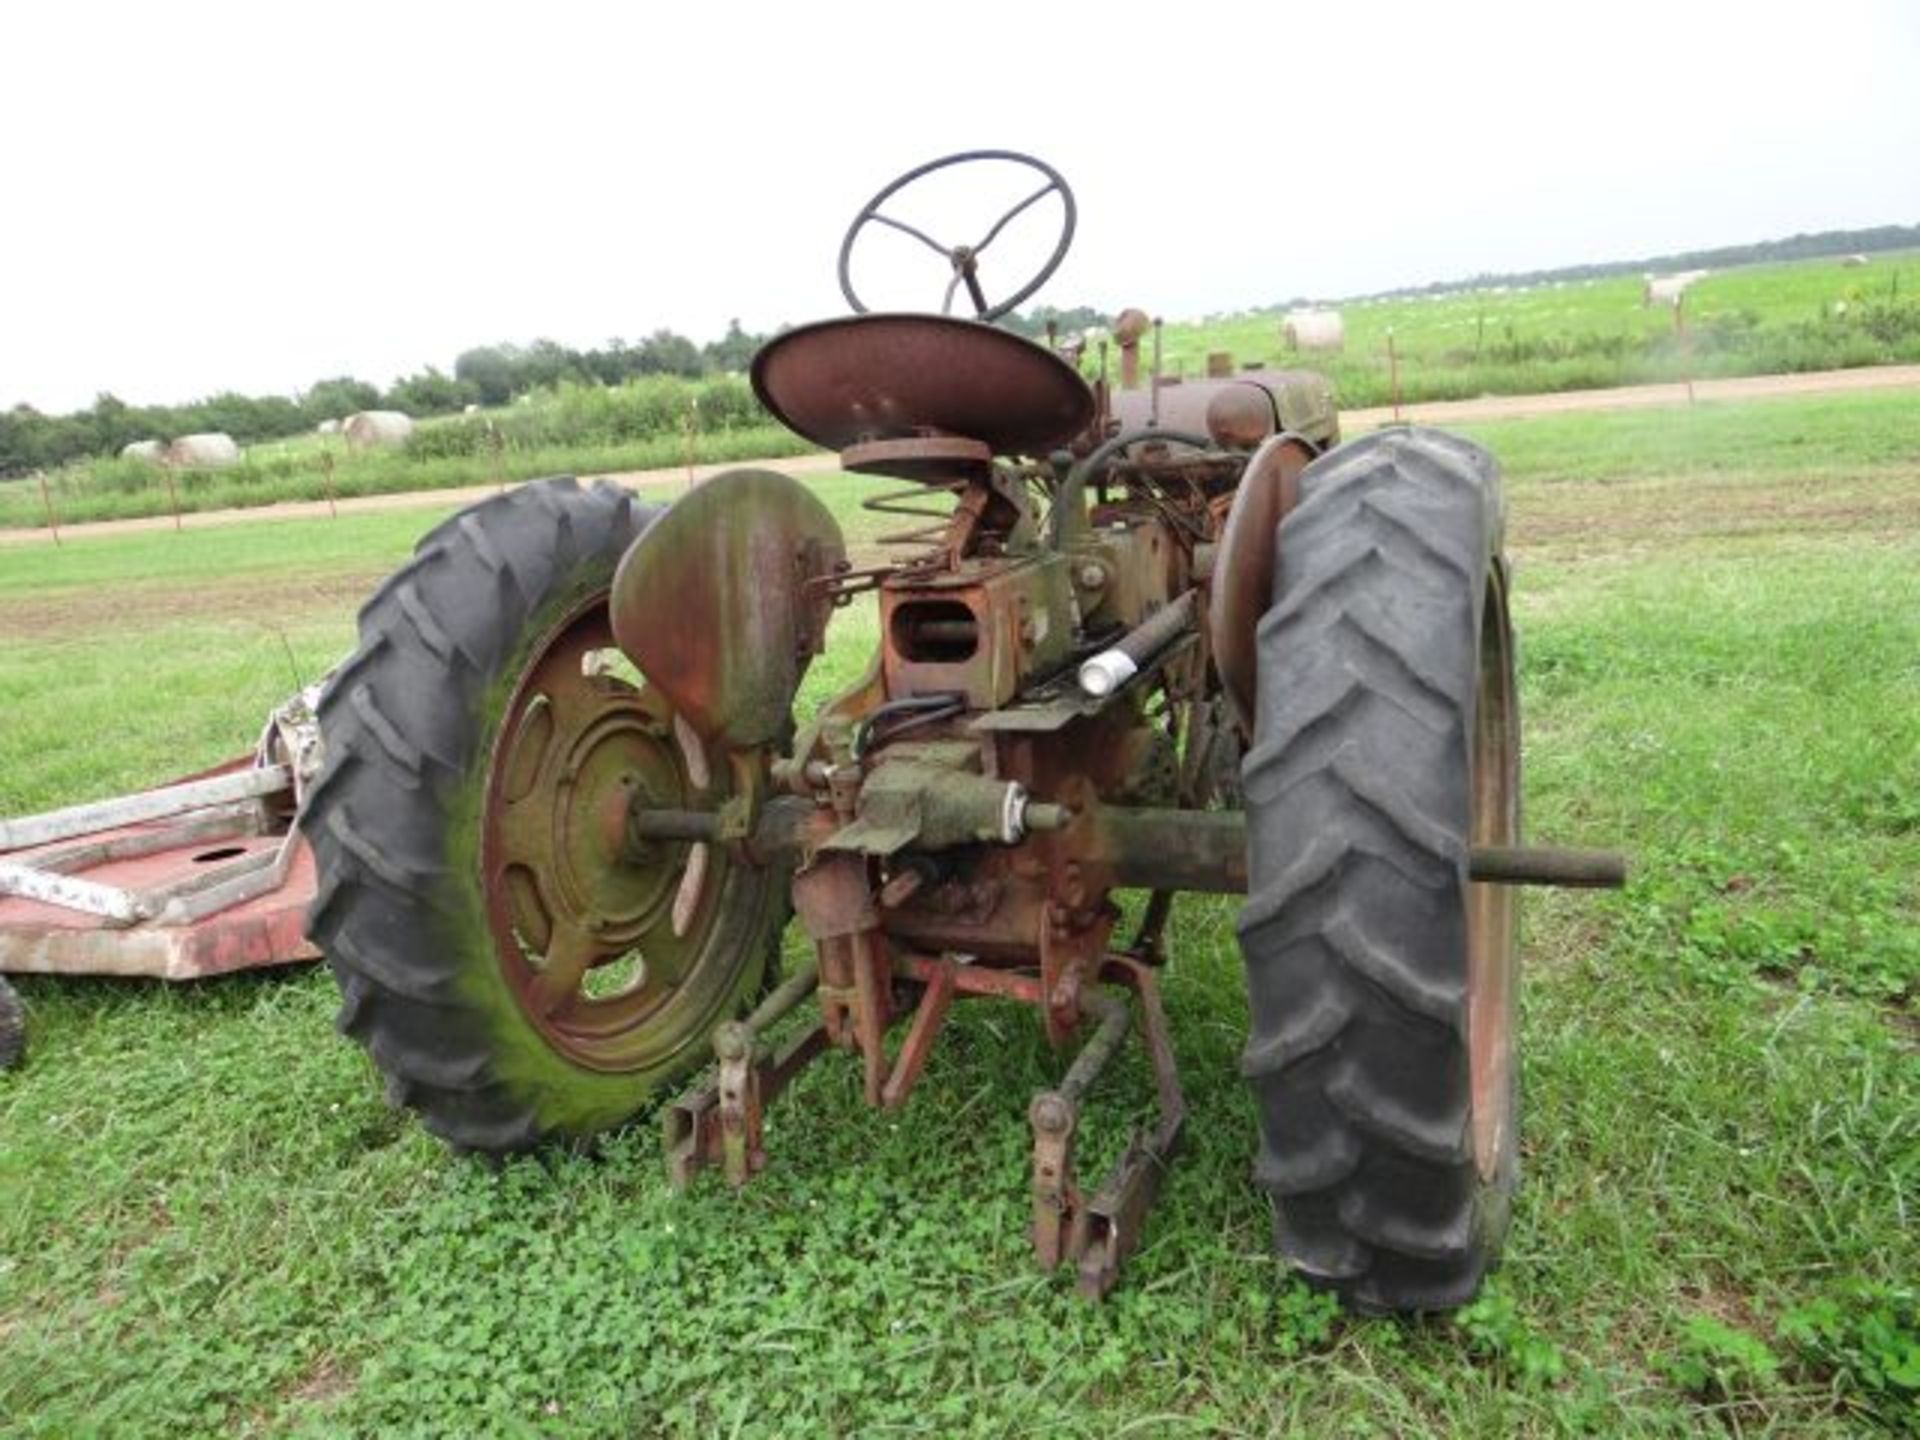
left=714, top=1022, right=751, bottom=1062
left=1031, top=1092, right=1073, bottom=1135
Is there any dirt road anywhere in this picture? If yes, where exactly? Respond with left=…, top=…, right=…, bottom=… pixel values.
left=0, top=455, right=843, bottom=548
left=6, top=363, right=1916, bottom=548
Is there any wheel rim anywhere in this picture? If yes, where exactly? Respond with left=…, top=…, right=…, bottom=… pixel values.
left=1466, top=568, right=1520, bottom=1183
left=480, top=591, right=752, bottom=1072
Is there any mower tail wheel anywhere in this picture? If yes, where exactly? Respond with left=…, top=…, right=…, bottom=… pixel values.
left=1237, top=427, right=1519, bottom=1313
left=303, top=478, right=790, bottom=1152
left=0, top=976, right=24, bottom=1071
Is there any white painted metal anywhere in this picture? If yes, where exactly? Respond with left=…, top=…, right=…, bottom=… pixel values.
left=0, top=765, right=292, bottom=853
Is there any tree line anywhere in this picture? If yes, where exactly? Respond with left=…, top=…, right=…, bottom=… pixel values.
left=11, top=217, right=1909, bottom=477
left=1347, top=224, right=1920, bottom=306
left=0, top=322, right=773, bottom=477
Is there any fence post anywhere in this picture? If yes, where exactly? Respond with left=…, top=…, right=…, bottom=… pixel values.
left=320, top=448, right=339, bottom=519
left=161, top=461, right=183, bottom=531
left=683, top=397, right=700, bottom=491
left=1387, top=328, right=1402, bottom=423
left=1677, top=293, right=1694, bottom=406
left=36, top=470, right=60, bottom=545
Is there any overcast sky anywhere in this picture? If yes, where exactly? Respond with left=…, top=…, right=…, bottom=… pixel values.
left=3, top=0, right=1915, bottom=414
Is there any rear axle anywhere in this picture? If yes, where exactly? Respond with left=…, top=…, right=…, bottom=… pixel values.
left=626, top=800, right=1628, bottom=894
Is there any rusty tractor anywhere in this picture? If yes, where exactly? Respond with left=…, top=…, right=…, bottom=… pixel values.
left=298, top=150, right=1624, bottom=1310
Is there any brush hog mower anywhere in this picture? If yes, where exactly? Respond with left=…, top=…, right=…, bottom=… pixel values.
left=0, top=690, right=325, bottom=1070
left=302, top=150, right=1626, bottom=1310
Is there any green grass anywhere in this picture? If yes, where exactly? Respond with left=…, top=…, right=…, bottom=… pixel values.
left=7, top=251, right=1918, bottom=533
left=0, top=422, right=814, bottom=530
left=1, top=393, right=1916, bottom=1435
left=1451, top=387, right=1920, bottom=482
left=1156, top=251, right=1920, bottom=408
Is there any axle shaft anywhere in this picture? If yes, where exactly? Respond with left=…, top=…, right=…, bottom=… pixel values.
left=1468, top=844, right=1628, bottom=889
left=1091, top=808, right=1626, bottom=892
left=629, top=799, right=1626, bottom=893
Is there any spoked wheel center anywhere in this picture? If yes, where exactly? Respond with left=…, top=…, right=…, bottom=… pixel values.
left=481, top=594, right=740, bottom=1070
left=1467, top=569, right=1521, bottom=1183
left=551, top=712, right=685, bottom=935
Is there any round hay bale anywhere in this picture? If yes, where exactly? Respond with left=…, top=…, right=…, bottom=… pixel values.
left=343, top=411, right=415, bottom=449
left=119, top=439, right=168, bottom=465
left=1282, top=310, right=1345, bottom=352
left=166, top=433, right=242, bottom=468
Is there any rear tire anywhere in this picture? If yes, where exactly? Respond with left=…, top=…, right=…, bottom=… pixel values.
left=0, top=976, right=24, bottom=1071
left=303, top=478, right=789, bottom=1152
left=1236, top=427, right=1520, bottom=1313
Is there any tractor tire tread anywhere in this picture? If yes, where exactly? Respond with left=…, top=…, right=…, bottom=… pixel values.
left=304, top=477, right=674, bottom=1152
left=1237, top=426, right=1509, bottom=1314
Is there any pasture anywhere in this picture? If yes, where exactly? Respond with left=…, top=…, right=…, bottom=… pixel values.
left=1156, top=251, right=1920, bottom=409
left=5, top=249, right=1918, bottom=534
left=0, top=390, right=1915, bottom=1435
left=0, top=395, right=808, bottom=532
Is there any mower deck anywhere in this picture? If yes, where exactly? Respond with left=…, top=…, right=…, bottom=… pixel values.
left=0, top=725, right=322, bottom=984
left=0, top=756, right=318, bottom=983
left=0, top=824, right=317, bottom=979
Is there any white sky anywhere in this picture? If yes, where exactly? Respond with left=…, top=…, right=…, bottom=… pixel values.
left=2, top=0, right=1915, bottom=414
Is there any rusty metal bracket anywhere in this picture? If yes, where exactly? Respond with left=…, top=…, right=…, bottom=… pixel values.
left=1028, top=991, right=1129, bottom=1270
left=880, top=954, right=956, bottom=1110
left=664, top=1023, right=830, bottom=1190
left=1026, top=959, right=1187, bottom=1299
left=1075, top=960, right=1185, bottom=1298
left=664, top=945, right=1186, bottom=1300
left=664, top=959, right=828, bottom=1190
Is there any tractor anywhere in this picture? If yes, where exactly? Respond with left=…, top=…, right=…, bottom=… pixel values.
left=301, top=150, right=1624, bottom=1311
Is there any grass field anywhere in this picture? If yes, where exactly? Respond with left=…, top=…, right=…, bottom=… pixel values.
left=5, top=249, right=1918, bottom=533
left=0, top=421, right=813, bottom=532
left=1156, top=251, right=1920, bottom=409
left=1, top=391, right=1916, bottom=1435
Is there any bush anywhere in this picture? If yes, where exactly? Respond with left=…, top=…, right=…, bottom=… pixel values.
left=413, top=377, right=775, bottom=458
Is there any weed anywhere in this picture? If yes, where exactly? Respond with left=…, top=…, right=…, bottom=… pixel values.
left=1454, top=1288, right=1568, bottom=1386
left=1270, top=1278, right=1342, bottom=1358
left=1781, top=1284, right=1920, bottom=1432
left=1661, top=1315, right=1782, bottom=1401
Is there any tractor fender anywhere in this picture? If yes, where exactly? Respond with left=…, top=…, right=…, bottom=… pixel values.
left=1208, top=432, right=1318, bottom=735
left=611, top=468, right=846, bottom=750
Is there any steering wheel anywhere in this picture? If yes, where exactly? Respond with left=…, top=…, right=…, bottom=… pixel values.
left=837, top=150, right=1076, bottom=323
